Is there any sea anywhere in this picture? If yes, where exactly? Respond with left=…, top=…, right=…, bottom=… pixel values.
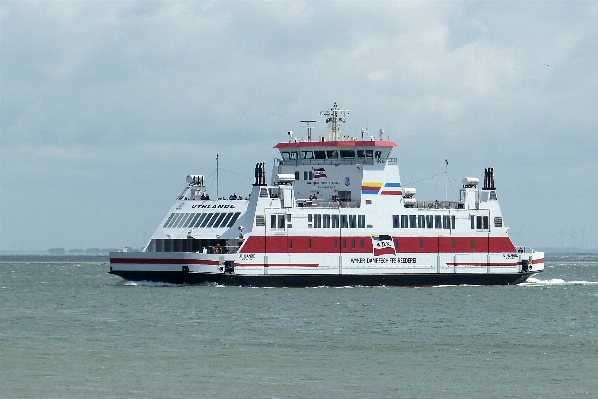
left=1, top=254, right=597, bottom=399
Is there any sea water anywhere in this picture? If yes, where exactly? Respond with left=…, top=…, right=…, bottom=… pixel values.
left=1, top=254, right=597, bottom=398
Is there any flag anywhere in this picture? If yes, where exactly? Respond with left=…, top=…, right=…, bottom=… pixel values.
left=371, top=234, right=396, bottom=256
left=313, top=168, right=327, bottom=178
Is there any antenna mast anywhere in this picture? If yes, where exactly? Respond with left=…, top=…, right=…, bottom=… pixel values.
left=301, top=120, right=316, bottom=141
left=320, top=102, right=349, bottom=141
left=216, top=154, right=219, bottom=199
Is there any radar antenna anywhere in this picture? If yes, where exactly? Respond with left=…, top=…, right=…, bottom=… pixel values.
left=320, top=102, right=349, bottom=141
left=301, top=120, right=316, bottom=142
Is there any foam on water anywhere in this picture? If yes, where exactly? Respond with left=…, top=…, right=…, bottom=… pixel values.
left=521, top=276, right=598, bottom=286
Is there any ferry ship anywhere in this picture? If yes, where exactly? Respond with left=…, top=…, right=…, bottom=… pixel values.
left=109, top=103, right=544, bottom=286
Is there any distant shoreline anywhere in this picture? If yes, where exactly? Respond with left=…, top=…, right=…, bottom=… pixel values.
left=1, top=252, right=597, bottom=264
left=0, top=254, right=109, bottom=263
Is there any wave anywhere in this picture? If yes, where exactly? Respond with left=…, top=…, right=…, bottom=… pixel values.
left=521, top=277, right=598, bottom=286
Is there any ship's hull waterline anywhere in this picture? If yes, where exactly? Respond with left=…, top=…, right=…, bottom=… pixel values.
left=110, top=270, right=536, bottom=287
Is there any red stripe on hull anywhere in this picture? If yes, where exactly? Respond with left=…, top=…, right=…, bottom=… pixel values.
left=110, top=258, right=219, bottom=265
left=240, top=236, right=516, bottom=254
left=236, top=263, right=319, bottom=267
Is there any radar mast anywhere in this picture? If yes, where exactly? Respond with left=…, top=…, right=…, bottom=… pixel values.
left=320, top=102, right=349, bottom=141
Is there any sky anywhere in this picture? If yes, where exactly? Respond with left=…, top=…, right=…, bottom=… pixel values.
left=1, top=1, right=598, bottom=252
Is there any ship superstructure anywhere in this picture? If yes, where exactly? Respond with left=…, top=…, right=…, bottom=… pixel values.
left=110, top=103, right=544, bottom=286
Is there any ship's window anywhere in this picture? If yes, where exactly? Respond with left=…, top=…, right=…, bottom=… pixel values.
left=343, top=239, right=347, bottom=248
left=357, top=150, right=365, bottom=158
left=352, top=240, right=355, bottom=248
left=308, top=239, right=311, bottom=248
left=334, top=239, right=338, bottom=249
left=443, top=215, right=450, bottom=229
left=308, top=171, right=313, bottom=180
left=375, top=151, right=382, bottom=159
left=315, top=151, right=326, bottom=159
left=278, top=215, right=285, bottom=229
left=483, top=216, right=489, bottom=229
left=349, top=215, right=357, bottom=228
left=360, top=239, right=364, bottom=248
left=489, top=191, right=497, bottom=200
left=175, top=213, right=191, bottom=228
left=340, top=215, right=348, bottom=228
left=195, top=213, right=208, bottom=227
left=314, top=214, right=322, bottom=228
left=494, top=217, right=503, bottom=227
left=281, top=152, right=291, bottom=160
left=308, top=214, right=313, bottom=222
left=471, top=240, right=476, bottom=249
left=409, top=215, right=417, bottom=228
left=401, top=215, right=408, bottom=228
left=206, top=213, right=221, bottom=228
left=171, top=213, right=185, bottom=228
left=270, top=215, right=276, bottom=228
left=418, top=215, right=426, bottom=228
left=420, top=239, right=424, bottom=249
left=260, top=188, right=269, bottom=197
left=477, top=216, right=483, bottom=229
left=323, top=214, right=331, bottom=228
left=256, top=215, right=265, bottom=226
left=301, top=151, right=314, bottom=159
left=214, top=213, right=230, bottom=227
left=332, top=215, right=339, bottom=228
left=393, top=215, right=400, bottom=228
left=394, top=239, right=399, bottom=249
left=304, top=171, right=308, bottom=180
left=287, top=214, right=292, bottom=222
left=166, top=213, right=181, bottom=228
left=188, top=213, right=202, bottom=228
left=163, top=213, right=176, bottom=228
left=340, top=150, right=355, bottom=159
left=200, top=213, right=213, bottom=228
left=290, top=151, right=298, bottom=160
left=452, top=240, right=456, bottom=249
left=183, top=213, right=196, bottom=228
left=452, top=215, right=456, bottom=229
left=326, top=150, right=338, bottom=159
left=358, top=215, right=365, bottom=228
left=426, top=215, right=433, bottom=229
left=471, top=215, right=475, bottom=229
left=289, top=239, right=292, bottom=249
left=366, top=150, right=373, bottom=158
left=338, top=190, right=351, bottom=201
left=295, top=171, right=300, bottom=180
left=435, top=215, right=442, bottom=229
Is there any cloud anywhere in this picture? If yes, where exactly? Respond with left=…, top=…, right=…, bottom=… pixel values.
left=1, top=1, right=598, bottom=250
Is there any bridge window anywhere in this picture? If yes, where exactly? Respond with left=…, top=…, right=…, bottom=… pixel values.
left=301, top=151, right=314, bottom=159
left=340, top=150, right=355, bottom=159
left=326, top=150, right=338, bottom=159
left=366, top=150, right=373, bottom=158
left=357, top=150, right=365, bottom=158
left=295, top=171, right=300, bottom=180
left=315, top=151, right=326, bottom=159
